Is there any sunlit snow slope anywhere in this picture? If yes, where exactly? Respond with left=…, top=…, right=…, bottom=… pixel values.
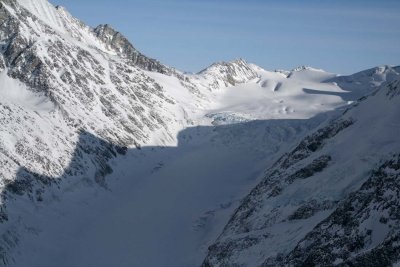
left=0, top=0, right=399, bottom=266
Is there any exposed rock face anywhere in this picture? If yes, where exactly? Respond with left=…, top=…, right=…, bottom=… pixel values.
left=0, top=0, right=175, bottom=178
left=203, top=119, right=354, bottom=266
left=281, top=154, right=400, bottom=267
left=203, top=79, right=400, bottom=266
left=387, top=79, right=400, bottom=98
left=94, top=24, right=172, bottom=74
left=196, top=59, right=260, bottom=90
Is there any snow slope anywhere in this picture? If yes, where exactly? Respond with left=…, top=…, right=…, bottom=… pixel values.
left=204, top=79, right=400, bottom=266
left=0, top=70, right=53, bottom=112
left=206, top=66, right=343, bottom=122
left=148, top=62, right=370, bottom=127
left=0, top=0, right=398, bottom=266
left=9, top=117, right=330, bottom=267
left=17, top=0, right=62, bottom=30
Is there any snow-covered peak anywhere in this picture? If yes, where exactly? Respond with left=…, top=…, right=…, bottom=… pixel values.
left=287, top=66, right=335, bottom=82
left=199, top=58, right=252, bottom=74
left=16, top=0, right=65, bottom=31
left=10, top=0, right=109, bottom=53
left=93, top=24, right=172, bottom=73
left=346, top=65, right=400, bottom=82
left=269, top=66, right=327, bottom=79
left=326, top=65, right=400, bottom=94
left=93, top=23, right=140, bottom=58
left=274, top=69, right=291, bottom=77
left=291, top=65, right=324, bottom=72
left=195, top=59, right=259, bottom=89
left=93, top=24, right=117, bottom=43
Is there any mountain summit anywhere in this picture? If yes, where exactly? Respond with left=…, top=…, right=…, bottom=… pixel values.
left=93, top=24, right=172, bottom=73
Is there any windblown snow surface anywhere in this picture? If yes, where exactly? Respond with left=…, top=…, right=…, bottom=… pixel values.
left=0, top=0, right=399, bottom=266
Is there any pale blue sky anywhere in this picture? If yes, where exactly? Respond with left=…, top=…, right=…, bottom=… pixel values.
left=50, top=0, right=400, bottom=74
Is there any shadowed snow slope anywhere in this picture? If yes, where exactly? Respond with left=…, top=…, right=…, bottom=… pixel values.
left=4, top=116, right=329, bottom=267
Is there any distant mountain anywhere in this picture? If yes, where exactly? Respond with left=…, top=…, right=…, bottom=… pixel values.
left=197, top=59, right=259, bottom=89
left=0, top=0, right=398, bottom=266
left=327, top=65, right=400, bottom=93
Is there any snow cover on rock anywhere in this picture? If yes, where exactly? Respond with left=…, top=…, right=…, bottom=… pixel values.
left=204, top=79, right=400, bottom=266
left=0, top=0, right=398, bottom=266
left=16, top=0, right=62, bottom=30
left=0, top=70, right=53, bottom=112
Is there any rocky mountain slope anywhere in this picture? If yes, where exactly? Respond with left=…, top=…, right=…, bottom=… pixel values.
left=203, top=79, right=400, bottom=266
left=0, top=0, right=262, bottom=264
left=0, top=0, right=262, bottom=196
left=0, top=0, right=399, bottom=266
